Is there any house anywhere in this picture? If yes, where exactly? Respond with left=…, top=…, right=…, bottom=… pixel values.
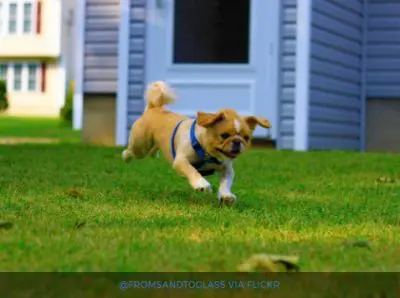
left=74, top=0, right=400, bottom=152
left=0, top=0, right=75, bottom=117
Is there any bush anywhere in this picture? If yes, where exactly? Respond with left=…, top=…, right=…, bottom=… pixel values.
left=60, top=80, right=74, bottom=124
left=0, top=80, right=9, bottom=112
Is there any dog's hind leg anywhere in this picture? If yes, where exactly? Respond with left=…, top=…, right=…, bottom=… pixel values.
left=122, top=119, right=154, bottom=163
left=148, top=145, right=159, bottom=158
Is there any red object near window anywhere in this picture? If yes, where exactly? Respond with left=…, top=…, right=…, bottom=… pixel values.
left=36, top=0, right=42, bottom=34
left=41, top=63, right=46, bottom=92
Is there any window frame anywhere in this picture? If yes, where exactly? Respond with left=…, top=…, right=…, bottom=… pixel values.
left=22, top=2, right=34, bottom=34
left=0, top=0, right=37, bottom=36
left=0, top=64, right=8, bottom=81
left=11, top=63, right=24, bottom=91
left=26, top=63, right=40, bottom=92
left=8, top=2, right=19, bottom=35
left=3, top=63, right=41, bottom=93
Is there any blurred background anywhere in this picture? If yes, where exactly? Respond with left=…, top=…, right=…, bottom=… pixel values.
left=1, top=0, right=400, bottom=153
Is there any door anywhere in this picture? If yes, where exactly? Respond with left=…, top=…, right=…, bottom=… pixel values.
left=145, top=0, right=278, bottom=138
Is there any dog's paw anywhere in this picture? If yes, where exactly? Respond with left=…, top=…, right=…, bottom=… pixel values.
left=193, top=178, right=212, bottom=193
left=122, top=150, right=133, bottom=163
left=218, top=192, right=237, bottom=206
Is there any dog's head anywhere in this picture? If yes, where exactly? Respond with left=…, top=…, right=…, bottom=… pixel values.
left=196, top=109, right=271, bottom=160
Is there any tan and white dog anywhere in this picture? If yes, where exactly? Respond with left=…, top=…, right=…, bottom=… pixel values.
left=122, top=81, right=271, bottom=205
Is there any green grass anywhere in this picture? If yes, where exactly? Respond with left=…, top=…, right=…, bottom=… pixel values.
left=1, top=143, right=400, bottom=274
left=0, top=116, right=80, bottom=142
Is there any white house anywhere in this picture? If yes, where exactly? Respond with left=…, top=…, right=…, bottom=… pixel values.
left=0, top=0, right=76, bottom=117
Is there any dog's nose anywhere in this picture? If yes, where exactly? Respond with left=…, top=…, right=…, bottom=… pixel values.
left=231, top=141, right=241, bottom=153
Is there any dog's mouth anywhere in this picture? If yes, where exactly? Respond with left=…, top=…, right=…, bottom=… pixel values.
left=217, top=148, right=240, bottom=159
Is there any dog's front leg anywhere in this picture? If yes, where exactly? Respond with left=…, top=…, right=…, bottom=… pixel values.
left=218, top=162, right=236, bottom=206
left=173, top=157, right=212, bottom=192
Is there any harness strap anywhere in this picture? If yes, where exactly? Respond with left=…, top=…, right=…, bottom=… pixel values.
left=171, top=119, right=221, bottom=176
left=189, top=120, right=221, bottom=169
left=171, top=119, right=184, bottom=159
left=190, top=120, right=205, bottom=160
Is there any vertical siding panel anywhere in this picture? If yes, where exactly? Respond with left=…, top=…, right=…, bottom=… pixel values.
left=279, top=0, right=297, bottom=149
left=366, top=1, right=400, bottom=97
left=83, top=0, right=120, bottom=92
left=308, top=0, right=364, bottom=150
left=126, top=0, right=146, bottom=130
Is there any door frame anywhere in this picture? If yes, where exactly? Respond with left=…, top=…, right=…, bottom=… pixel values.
left=116, top=0, right=281, bottom=145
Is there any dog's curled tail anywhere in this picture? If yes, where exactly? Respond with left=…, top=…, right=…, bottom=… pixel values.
left=144, top=81, right=175, bottom=111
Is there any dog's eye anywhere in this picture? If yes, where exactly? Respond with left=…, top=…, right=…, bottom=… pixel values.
left=220, top=133, right=230, bottom=140
left=243, top=135, right=250, bottom=142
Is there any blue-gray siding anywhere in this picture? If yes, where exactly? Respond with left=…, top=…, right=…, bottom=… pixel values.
left=127, top=0, right=146, bottom=130
left=83, top=0, right=400, bottom=150
left=308, top=0, right=364, bottom=150
left=84, top=0, right=119, bottom=93
left=366, top=0, right=400, bottom=98
left=279, top=0, right=297, bottom=149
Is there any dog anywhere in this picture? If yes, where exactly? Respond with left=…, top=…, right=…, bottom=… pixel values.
left=122, top=81, right=271, bottom=205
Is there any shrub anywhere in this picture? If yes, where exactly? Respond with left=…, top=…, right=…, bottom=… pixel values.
left=0, top=80, right=9, bottom=112
left=60, top=80, right=74, bottom=124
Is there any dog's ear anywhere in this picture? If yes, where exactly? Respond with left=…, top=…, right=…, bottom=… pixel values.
left=197, top=111, right=225, bottom=127
left=243, top=116, right=271, bottom=131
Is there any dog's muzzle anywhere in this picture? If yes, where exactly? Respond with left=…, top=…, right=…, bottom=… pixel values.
left=231, top=140, right=242, bottom=154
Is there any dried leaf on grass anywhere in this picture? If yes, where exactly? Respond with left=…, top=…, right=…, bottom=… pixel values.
left=376, top=177, right=395, bottom=184
left=65, top=188, right=84, bottom=199
left=0, top=220, right=13, bottom=230
left=74, top=221, right=86, bottom=230
left=342, top=239, right=372, bottom=250
left=238, top=254, right=300, bottom=272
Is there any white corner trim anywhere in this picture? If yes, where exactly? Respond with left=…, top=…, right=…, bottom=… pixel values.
left=73, top=0, right=85, bottom=130
left=58, top=57, right=67, bottom=111
left=54, top=0, right=62, bottom=56
left=294, top=0, right=312, bottom=151
left=267, top=0, right=281, bottom=144
left=115, top=0, right=131, bottom=146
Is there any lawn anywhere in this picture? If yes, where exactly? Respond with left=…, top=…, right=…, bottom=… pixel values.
left=0, top=116, right=80, bottom=142
left=1, top=117, right=400, bottom=296
left=1, top=142, right=400, bottom=272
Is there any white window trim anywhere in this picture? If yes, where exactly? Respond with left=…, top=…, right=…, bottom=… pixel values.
left=0, top=0, right=37, bottom=36
left=0, top=62, right=41, bottom=93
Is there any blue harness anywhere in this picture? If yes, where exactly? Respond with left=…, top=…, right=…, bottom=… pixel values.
left=171, top=119, right=221, bottom=176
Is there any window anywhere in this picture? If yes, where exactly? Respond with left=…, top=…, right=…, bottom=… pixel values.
left=0, top=0, right=36, bottom=35
left=0, top=65, right=7, bottom=81
left=23, top=3, right=33, bottom=33
left=0, top=63, right=42, bottom=92
left=8, top=3, right=18, bottom=34
left=13, top=64, right=23, bottom=91
left=27, top=64, right=38, bottom=91
left=173, top=0, right=250, bottom=64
